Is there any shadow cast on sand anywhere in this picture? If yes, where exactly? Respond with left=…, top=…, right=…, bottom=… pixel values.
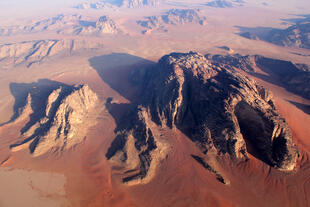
left=0, top=79, right=68, bottom=128
left=288, top=101, right=310, bottom=115
left=89, top=53, right=156, bottom=102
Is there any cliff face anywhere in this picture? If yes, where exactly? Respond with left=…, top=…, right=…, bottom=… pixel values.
left=106, top=52, right=298, bottom=184
left=10, top=84, right=98, bottom=156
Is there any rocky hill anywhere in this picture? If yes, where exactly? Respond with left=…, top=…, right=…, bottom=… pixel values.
left=10, top=83, right=98, bottom=156
left=0, top=14, right=120, bottom=36
left=106, top=52, right=298, bottom=185
left=137, top=9, right=206, bottom=34
left=0, top=39, right=104, bottom=67
left=74, top=0, right=162, bottom=9
left=207, top=53, right=310, bottom=100
left=239, top=16, right=310, bottom=49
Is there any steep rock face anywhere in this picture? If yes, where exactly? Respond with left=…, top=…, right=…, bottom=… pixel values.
left=10, top=84, right=98, bottom=156
left=106, top=52, right=298, bottom=185
left=137, top=9, right=206, bottom=34
left=207, top=54, right=310, bottom=100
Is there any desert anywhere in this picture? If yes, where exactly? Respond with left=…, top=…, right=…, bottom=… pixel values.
left=0, top=0, right=310, bottom=206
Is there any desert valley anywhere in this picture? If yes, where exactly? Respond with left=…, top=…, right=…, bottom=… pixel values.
left=0, top=0, right=310, bottom=206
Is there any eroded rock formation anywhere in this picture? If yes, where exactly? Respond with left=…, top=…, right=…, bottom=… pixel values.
left=10, top=84, right=98, bottom=156
left=106, top=52, right=298, bottom=185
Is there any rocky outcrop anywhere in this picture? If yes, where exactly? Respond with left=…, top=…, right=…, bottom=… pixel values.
left=0, top=14, right=120, bottom=36
left=0, top=39, right=104, bottom=67
left=106, top=52, right=298, bottom=185
left=137, top=9, right=206, bottom=34
left=207, top=53, right=310, bottom=100
left=238, top=15, right=310, bottom=49
left=10, top=84, right=98, bottom=157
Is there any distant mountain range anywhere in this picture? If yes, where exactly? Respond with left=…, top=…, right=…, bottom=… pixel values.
left=0, top=14, right=120, bottom=36
left=74, top=0, right=162, bottom=9
left=0, top=39, right=104, bottom=67
left=205, top=0, right=245, bottom=8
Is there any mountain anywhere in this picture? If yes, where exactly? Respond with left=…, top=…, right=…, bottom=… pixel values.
left=9, top=83, right=98, bottom=156
left=207, top=53, right=310, bottom=100
left=0, top=14, right=120, bottom=36
left=137, top=9, right=207, bottom=34
left=74, top=0, right=162, bottom=9
left=0, top=39, right=104, bottom=67
left=238, top=16, right=310, bottom=49
left=106, top=52, right=298, bottom=185
left=205, top=0, right=244, bottom=8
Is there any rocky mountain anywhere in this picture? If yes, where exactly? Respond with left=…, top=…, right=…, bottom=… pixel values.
left=0, top=14, right=120, bottom=36
left=239, top=16, right=310, bottom=49
left=0, top=39, right=104, bottom=67
left=74, top=0, right=161, bottom=9
left=106, top=52, right=298, bottom=185
left=137, top=9, right=206, bottom=34
left=9, top=83, right=98, bottom=156
left=207, top=53, right=310, bottom=100
left=205, top=0, right=244, bottom=8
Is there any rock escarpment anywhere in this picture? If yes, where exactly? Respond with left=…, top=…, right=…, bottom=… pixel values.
left=10, top=84, right=98, bottom=156
left=106, top=52, right=298, bottom=185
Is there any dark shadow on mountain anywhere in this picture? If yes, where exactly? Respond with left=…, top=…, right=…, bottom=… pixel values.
left=105, top=97, right=134, bottom=126
left=0, top=79, right=68, bottom=129
left=288, top=101, right=310, bottom=115
left=89, top=53, right=156, bottom=102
